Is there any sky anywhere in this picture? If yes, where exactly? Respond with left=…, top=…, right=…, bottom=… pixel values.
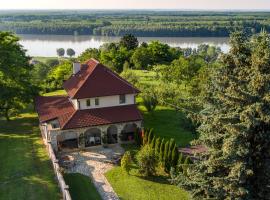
left=1, top=0, right=270, bottom=10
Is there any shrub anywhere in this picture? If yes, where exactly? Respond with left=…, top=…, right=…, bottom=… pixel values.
left=136, top=144, right=158, bottom=176
left=142, top=94, right=158, bottom=113
left=121, top=151, right=132, bottom=174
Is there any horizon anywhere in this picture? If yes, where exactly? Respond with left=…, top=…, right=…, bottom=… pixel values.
left=1, top=0, right=270, bottom=10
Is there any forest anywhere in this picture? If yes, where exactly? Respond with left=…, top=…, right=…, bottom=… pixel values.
left=1, top=10, right=270, bottom=36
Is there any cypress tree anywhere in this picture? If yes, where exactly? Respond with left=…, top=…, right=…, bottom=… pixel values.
left=143, top=129, right=148, bottom=146
left=148, top=128, right=154, bottom=144
left=159, top=138, right=165, bottom=162
left=176, top=32, right=270, bottom=199
left=150, top=135, right=156, bottom=149
left=155, top=137, right=161, bottom=155
left=171, top=145, right=179, bottom=169
left=164, top=140, right=170, bottom=172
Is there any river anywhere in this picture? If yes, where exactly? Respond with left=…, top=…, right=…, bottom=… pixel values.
left=18, top=34, right=230, bottom=57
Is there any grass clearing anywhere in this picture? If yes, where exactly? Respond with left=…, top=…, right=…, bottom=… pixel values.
left=105, top=166, right=190, bottom=200
left=0, top=113, right=60, bottom=200
left=64, top=173, right=102, bottom=200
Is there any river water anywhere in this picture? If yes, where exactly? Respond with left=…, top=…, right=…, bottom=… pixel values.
left=18, top=34, right=230, bottom=57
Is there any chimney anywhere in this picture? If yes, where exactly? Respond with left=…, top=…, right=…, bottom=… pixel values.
left=73, top=62, right=81, bottom=74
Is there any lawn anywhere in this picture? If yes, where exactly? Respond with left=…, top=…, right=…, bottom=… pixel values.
left=64, top=173, right=102, bottom=200
left=105, top=166, right=190, bottom=200
left=137, top=97, right=195, bottom=147
left=0, top=113, right=60, bottom=200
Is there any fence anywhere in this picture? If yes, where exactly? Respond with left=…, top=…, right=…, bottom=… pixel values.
left=40, top=126, right=72, bottom=200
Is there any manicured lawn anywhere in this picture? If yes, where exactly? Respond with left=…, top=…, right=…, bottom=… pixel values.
left=106, top=167, right=190, bottom=200
left=0, top=113, right=60, bottom=200
left=137, top=98, right=195, bottom=147
left=64, top=173, right=102, bottom=200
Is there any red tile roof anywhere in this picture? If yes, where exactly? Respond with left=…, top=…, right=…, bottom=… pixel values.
left=35, top=96, right=142, bottom=130
left=35, top=96, right=75, bottom=123
left=61, top=104, right=143, bottom=130
left=63, top=59, right=140, bottom=99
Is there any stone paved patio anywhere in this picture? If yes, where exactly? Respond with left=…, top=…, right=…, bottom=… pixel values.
left=59, top=145, right=125, bottom=200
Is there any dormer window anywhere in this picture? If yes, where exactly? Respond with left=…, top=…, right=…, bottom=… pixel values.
left=119, top=94, right=126, bottom=104
left=95, top=98, right=99, bottom=106
left=86, top=99, right=91, bottom=107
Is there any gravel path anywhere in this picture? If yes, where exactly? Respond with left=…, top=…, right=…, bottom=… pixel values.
left=60, top=145, right=124, bottom=200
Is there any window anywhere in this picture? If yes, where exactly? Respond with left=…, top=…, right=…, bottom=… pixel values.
left=95, top=98, right=99, bottom=106
left=86, top=99, right=91, bottom=107
left=119, top=94, right=126, bottom=104
left=52, top=123, right=59, bottom=129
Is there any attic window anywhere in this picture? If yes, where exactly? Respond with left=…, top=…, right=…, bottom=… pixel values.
left=95, top=98, right=99, bottom=106
left=86, top=99, right=91, bottom=107
left=119, top=94, right=126, bottom=104
left=52, top=123, right=59, bottom=129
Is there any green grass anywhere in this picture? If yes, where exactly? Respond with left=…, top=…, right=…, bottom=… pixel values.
left=42, top=89, right=67, bottom=96
left=0, top=113, right=60, bottom=200
left=106, top=167, right=190, bottom=200
left=64, top=173, right=102, bottom=200
left=137, top=97, right=195, bottom=147
left=132, top=69, right=159, bottom=86
left=33, top=56, right=58, bottom=63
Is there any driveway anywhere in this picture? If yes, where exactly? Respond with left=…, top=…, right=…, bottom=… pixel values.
left=59, top=145, right=125, bottom=200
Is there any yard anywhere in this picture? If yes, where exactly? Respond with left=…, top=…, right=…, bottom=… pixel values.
left=0, top=113, right=60, bottom=199
left=64, top=173, right=102, bottom=200
left=105, top=165, right=190, bottom=200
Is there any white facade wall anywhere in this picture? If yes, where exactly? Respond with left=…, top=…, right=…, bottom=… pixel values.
left=77, top=94, right=135, bottom=110
left=70, top=98, right=79, bottom=110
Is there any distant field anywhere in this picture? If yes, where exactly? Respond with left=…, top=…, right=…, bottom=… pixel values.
left=0, top=113, right=60, bottom=199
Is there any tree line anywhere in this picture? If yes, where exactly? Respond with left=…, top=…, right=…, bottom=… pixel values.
left=1, top=10, right=270, bottom=36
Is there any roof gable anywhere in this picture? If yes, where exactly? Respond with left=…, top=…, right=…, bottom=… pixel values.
left=63, top=59, right=140, bottom=99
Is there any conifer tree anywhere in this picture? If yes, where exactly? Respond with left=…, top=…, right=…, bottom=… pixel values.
left=159, top=138, right=165, bottom=162
left=171, top=145, right=179, bottom=169
left=148, top=128, right=154, bottom=144
left=164, top=140, right=170, bottom=172
left=155, top=137, right=161, bottom=155
left=143, top=129, right=148, bottom=146
left=150, top=135, right=156, bottom=149
left=175, top=32, right=270, bottom=199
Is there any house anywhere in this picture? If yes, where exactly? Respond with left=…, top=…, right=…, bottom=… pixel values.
left=35, top=59, right=143, bottom=151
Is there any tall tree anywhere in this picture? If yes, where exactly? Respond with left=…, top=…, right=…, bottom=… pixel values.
left=119, top=34, right=139, bottom=50
left=175, top=32, right=270, bottom=199
left=0, top=32, right=38, bottom=120
left=56, top=48, right=65, bottom=57
left=66, top=48, right=75, bottom=57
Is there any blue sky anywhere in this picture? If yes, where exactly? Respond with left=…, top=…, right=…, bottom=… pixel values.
left=1, top=0, right=270, bottom=10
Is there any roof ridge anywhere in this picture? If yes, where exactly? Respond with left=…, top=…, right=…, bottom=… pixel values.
left=101, top=65, right=140, bottom=93
left=72, top=59, right=99, bottom=98
left=61, top=109, right=78, bottom=129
